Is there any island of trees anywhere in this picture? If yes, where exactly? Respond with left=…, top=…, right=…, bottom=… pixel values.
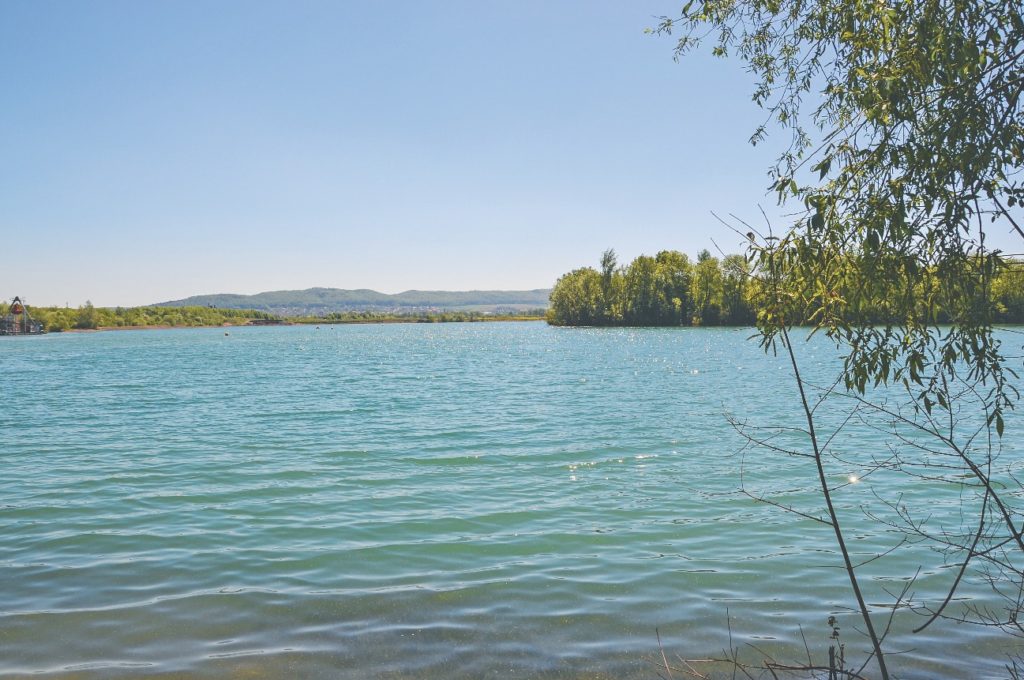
left=547, top=249, right=1024, bottom=327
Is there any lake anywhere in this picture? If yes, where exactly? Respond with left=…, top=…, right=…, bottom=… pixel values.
left=1, top=322, right=1019, bottom=678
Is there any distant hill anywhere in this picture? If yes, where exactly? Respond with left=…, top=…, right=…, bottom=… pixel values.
left=154, top=288, right=551, bottom=316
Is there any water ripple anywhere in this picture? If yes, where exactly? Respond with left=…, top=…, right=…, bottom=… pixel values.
left=0, top=324, right=1019, bottom=678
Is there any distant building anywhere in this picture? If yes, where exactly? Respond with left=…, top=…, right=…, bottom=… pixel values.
left=1, top=297, right=45, bottom=335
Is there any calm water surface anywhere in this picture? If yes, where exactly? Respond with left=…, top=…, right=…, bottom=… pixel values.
left=1, top=323, right=1020, bottom=678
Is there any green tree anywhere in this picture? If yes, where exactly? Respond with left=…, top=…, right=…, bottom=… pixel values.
left=658, top=2, right=1024, bottom=676
left=599, top=248, right=621, bottom=323
left=547, top=268, right=604, bottom=326
left=658, top=0, right=1023, bottom=419
left=623, top=255, right=661, bottom=325
left=654, top=250, right=693, bottom=324
left=690, top=249, right=722, bottom=325
left=74, top=301, right=98, bottom=329
left=720, top=253, right=755, bottom=325
left=993, top=260, right=1024, bottom=322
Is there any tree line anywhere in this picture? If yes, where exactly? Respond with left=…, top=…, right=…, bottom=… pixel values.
left=0, top=303, right=278, bottom=331
left=311, top=310, right=545, bottom=324
left=547, top=249, right=1024, bottom=327
left=1, top=302, right=547, bottom=332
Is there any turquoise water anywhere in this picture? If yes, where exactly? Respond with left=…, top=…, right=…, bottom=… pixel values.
left=0, top=323, right=1019, bottom=679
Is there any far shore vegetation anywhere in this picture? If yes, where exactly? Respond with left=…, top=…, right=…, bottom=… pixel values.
left=0, top=301, right=546, bottom=332
left=547, top=249, right=1024, bottom=327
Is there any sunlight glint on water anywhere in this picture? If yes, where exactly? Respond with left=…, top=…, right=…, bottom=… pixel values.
left=0, top=323, right=1018, bottom=679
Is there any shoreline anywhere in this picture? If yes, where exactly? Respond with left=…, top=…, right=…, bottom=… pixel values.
left=56, top=317, right=547, bottom=333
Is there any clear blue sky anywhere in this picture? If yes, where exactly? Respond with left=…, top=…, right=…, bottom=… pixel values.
left=3, top=1, right=798, bottom=307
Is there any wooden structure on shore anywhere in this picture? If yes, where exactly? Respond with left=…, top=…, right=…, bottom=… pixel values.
left=1, top=297, right=45, bottom=335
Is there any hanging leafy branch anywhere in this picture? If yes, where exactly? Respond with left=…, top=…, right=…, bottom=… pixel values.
left=654, top=0, right=1023, bottom=427
left=652, top=2, right=1024, bottom=676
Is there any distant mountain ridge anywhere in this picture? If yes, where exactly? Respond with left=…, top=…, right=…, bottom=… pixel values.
left=154, top=287, right=551, bottom=316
